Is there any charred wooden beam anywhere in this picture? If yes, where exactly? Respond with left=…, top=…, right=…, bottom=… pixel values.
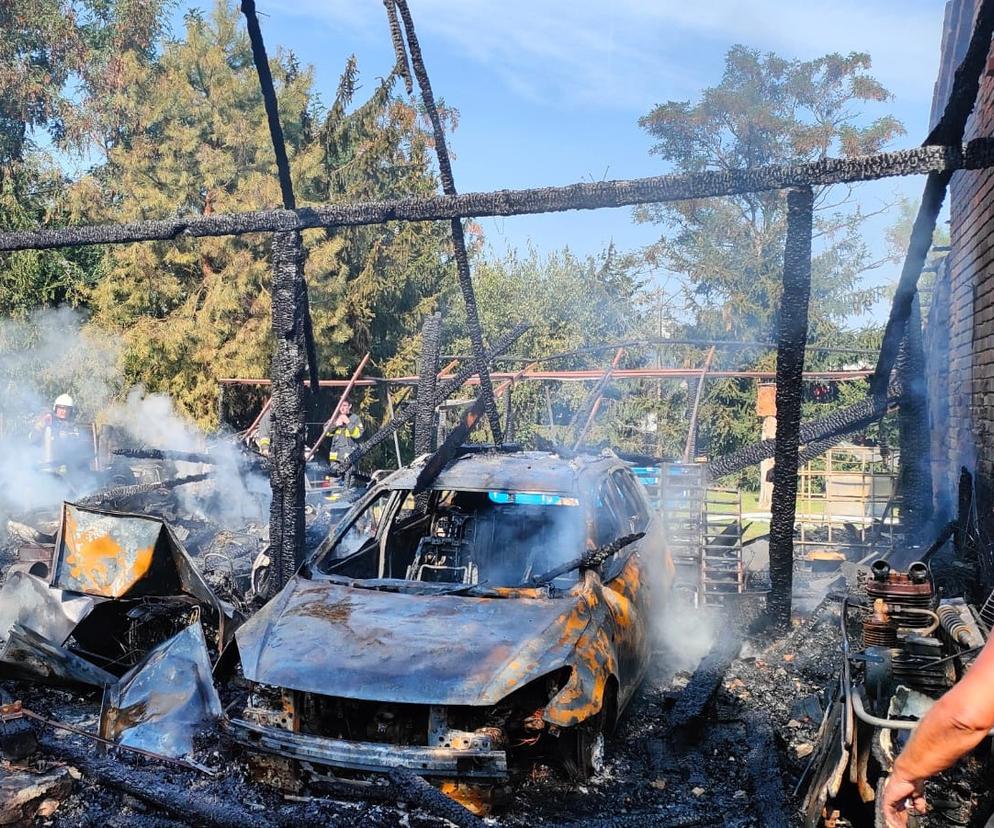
left=338, top=323, right=528, bottom=472
left=3, top=141, right=994, bottom=253
left=76, top=472, right=211, bottom=508
left=414, top=312, right=442, bottom=457
left=768, top=187, right=814, bottom=630
left=413, top=394, right=486, bottom=494
left=37, top=736, right=272, bottom=828
left=742, top=711, right=791, bottom=828
left=872, top=0, right=994, bottom=396
left=665, top=626, right=742, bottom=736
left=707, top=380, right=903, bottom=479
left=400, top=45, right=496, bottom=447
left=240, top=0, right=319, bottom=394
left=389, top=0, right=502, bottom=443
left=388, top=770, right=484, bottom=828
left=268, top=231, right=308, bottom=593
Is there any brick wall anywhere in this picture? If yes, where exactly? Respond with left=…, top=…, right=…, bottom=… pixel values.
left=924, top=0, right=993, bottom=513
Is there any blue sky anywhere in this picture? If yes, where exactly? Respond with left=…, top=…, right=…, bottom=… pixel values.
left=170, top=0, right=950, bottom=318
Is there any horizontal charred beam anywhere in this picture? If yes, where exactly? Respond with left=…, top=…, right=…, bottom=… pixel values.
left=3, top=141, right=994, bottom=251
left=76, top=472, right=211, bottom=508
left=113, top=447, right=216, bottom=464
left=37, top=736, right=272, bottom=828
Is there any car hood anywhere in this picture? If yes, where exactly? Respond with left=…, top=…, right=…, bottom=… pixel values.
left=235, top=577, right=592, bottom=705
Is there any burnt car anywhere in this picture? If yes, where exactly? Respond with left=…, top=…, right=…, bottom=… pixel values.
left=225, top=449, right=672, bottom=801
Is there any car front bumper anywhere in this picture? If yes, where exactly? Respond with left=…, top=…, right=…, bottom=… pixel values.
left=224, top=717, right=509, bottom=780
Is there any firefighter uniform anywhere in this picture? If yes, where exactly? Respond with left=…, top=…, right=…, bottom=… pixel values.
left=327, top=413, right=364, bottom=464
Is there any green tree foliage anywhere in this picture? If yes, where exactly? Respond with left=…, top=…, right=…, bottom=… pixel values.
left=445, top=245, right=663, bottom=450
left=637, top=47, right=904, bottom=469
left=0, top=0, right=164, bottom=315
left=79, top=1, right=451, bottom=426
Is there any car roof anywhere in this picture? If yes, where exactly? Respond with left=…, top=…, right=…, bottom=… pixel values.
left=384, top=450, right=624, bottom=495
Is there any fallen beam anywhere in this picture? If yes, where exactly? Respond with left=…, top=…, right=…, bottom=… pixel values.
left=37, top=736, right=272, bottom=828
left=3, top=141, right=994, bottom=252
left=338, top=322, right=528, bottom=472
left=76, top=473, right=211, bottom=507
left=742, top=711, right=792, bottom=828
left=665, top=627, right=743, bottom=736
left=388, top=770, right=484, bottom=828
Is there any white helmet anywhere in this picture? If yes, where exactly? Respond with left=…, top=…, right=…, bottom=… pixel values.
left=53, top=393, right=74, bottom=409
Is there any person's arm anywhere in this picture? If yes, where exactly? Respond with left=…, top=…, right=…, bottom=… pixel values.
left=883, top=636, right=994, bottom=826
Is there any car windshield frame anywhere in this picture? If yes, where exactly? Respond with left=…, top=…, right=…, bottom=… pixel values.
left=309, top=482, right=588, bottom=595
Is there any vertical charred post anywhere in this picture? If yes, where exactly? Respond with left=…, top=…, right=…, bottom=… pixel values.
left=897, top=294, right=933, bottom=537
left=240, top=0, right=319, bottom=395
left=415, top=312, right=442, bottom=457
left=768, top=187, right=813, bottom=630
left=268, top=231, right=308, bottom=593
left=390, top=0, right=503, bottom=444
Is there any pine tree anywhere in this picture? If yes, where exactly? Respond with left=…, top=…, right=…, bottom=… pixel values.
left=80, top=1, right=452, bottom=426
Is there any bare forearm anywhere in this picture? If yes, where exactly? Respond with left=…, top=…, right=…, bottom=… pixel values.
left=893, top=695, right=991, bottom=781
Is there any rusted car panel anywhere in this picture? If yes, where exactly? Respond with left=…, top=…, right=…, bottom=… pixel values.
left=0, top=570, right=96, bottom=646
left=52, top=503, right=217, bottom=604
left=235, top=581, right=589, bottom=706
left=224, top=717, right=509, bottom=779
left=51, top=503, right=236, bottom=643
left=101, top=622, right=222, bottom=758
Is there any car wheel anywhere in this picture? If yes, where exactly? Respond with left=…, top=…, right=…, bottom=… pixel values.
left=561, top=709, right=607, bottom=782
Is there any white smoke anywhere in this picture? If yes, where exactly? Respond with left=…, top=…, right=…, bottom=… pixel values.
left=102, top=388, right=271, bottom=529
left=0, top=308, right=120, bottom=521
left=0, top=307, right=269, bottom=535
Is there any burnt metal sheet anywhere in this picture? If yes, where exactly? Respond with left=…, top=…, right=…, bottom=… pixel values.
left=386, top=451, right=592, bottom=494
left=224, top=717, right=508, bottom=779
left=236, top=577, right=588, bottom=706
left=0, top=570, right=96, bottom=646
left=0, top=623, right=116, bottom=687
left=101, top=622, right=222, bottom=758
left=50, top=504, right=226, bottom=630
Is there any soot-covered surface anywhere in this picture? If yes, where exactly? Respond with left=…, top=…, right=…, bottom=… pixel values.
left=3, top=599, right=849, bottom=828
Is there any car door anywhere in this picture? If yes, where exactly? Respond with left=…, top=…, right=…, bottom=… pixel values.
left=592, top=471, right=650, bottom=697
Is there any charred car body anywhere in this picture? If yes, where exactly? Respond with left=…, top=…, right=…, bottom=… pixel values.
left=225, top=449, right=672, bottom=796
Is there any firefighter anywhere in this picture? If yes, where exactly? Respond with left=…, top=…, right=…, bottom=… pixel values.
left=882, top=632, right=994, bottom=826
left=28, top=393, right=93, bottom=477
left=326, top=399, right=364, bottom=468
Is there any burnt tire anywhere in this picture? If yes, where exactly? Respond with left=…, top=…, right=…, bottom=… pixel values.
left=560, top=711, right=606, bottom=782
left=560, top=684, right=616, bottom=782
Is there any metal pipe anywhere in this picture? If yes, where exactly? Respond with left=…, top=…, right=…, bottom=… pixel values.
left=896, top=607, right=941, bottom=637
left=217, top=368, right=874, bottom=387
left=851, top=688, right=916, bottom=731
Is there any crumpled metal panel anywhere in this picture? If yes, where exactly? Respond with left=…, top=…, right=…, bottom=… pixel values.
left=101, top=622, right=222, bottom=758
left=51, top=504, right=225, bottom=624
left=0, top=571, right=96, bottom=646
left=0, top=623, right=115, bottom=687
left=235, top=576, right=588, bottom=706
left=53, top=503, right=171, bottom=597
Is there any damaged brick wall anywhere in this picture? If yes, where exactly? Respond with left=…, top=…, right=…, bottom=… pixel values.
left=925, top=0, right=994, bottom=512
